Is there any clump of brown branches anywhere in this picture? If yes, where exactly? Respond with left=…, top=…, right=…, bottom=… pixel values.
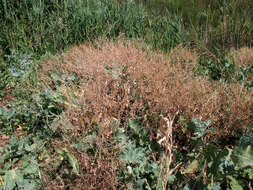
left=41, top=39, right=253, bottom=189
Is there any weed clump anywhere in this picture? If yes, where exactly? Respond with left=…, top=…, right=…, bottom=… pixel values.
left=40, top=40, right=253, bottom=188
left=47, top=39, right=253, bottom=145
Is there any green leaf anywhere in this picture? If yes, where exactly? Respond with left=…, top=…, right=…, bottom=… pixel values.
left=231, top=145, right=253, bottom=168
left=237, top=135, right=253, bottom=147
left=116, top=128, right=128, bottom=146
left=208, top=182, right=221, bottom=190
left=183, top=184, right=191, bottom=190
left=22, top=163, right=39, bottom=175
left=203, top=144, right=228, bottom=175
left=57, top=148, right=80, bottom=175
left=227, top=176, right=243, bottom=190
left=191, top=118, right=213, bottom=140
left=49, top=117, right=61, bottom=132
left=182, top=160, right=198, bottom=174
left=133, top=178, right=145, bottom=190
left=243, top=168, right=253, bottom=179
left=129, top=119, right=140, bottom=132
left=213, top=183, right=221, bottom=190
left=167, top=175, right=175, bottom=184
left=121, top=145, right=146, bottom=164
left=22, top=179, right=36, bottom=190
left=3, top=170, right=23, bottom=190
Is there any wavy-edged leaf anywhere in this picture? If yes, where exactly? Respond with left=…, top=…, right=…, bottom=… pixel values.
left=191, top=118, right=213, bottom=140
left=227, top=176, right=243, bottom=190
left=3, top=170, right=23, bottom=190
left=231, top=145, right=253, bottom=168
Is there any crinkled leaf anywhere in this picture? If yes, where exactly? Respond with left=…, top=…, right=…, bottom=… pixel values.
left=21, top=156, right=39, bottom=174
left=22, top=163, right=39, bottom=175
left=50, top=113, right=74, bottom=132
left=72, top=142, right=91, bottom=152
left=49, top=117, right=61, bottom=132
left=237, top=135, right=253, bottom=147
left=231, top=145, right=253, bottom=168
left=121, top=146, right=146, bottom=164
left=3, top=170, right=23, bottom=190
left=191, top=118, right=213, bottom=140
left=183, top=184, right=191, bottom=190
left=133, top=178, right=145, bottom=190
left=227, top=176, right=243, bottom=190
left=21, top=179, right=36, bottom=190
left=167, top=175, right=175, bottom=184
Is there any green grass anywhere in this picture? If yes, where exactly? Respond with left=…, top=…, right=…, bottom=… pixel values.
left=137, top=0, right=253, bottom=51
left=0, top=0, right=186, bottom=56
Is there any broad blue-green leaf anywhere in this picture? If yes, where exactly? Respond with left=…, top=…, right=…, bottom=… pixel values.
left=183, top=184, right=191, bottom=190
left=191, top=118, right=213, bottom=140
left=213, top=182, right=221, bottom=190
left=231, top=145, right=253, bottom=168
left=22, top=179, right=36, bottom=190
left=121, top=146, right=145, bottom=164
left=227, top=176, right=243, bottom=190
left=4, top=178, right=16, bottom=190
left=237, top=135, right=253, bottom=147
left=133, top=178, right=145, bottom=190
left=3, top=170, right=23, bottom=190
left=22, top=163, right=39, bottom=175
left=208, top=182, right=221, bottom=190
left=116, top=128, right=128, bottom=146
left=129, top=119, right=140, bottom=132
left=167, top=175, right=175, bottom=184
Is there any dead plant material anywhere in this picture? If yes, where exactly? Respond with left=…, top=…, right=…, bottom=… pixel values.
left=169, top=45, right=198, bottom=72
left=42, top=39, right=253, bottom=189
left=46, top=39, right=253, bottom=141
left=0, top=134, right=9, bottom=169
left=0, top=134, right=9, bottom=148
left=233, top=47, right=253, bottom=67
left=0, top=88, right=14, bottom=107
left=156, top=114, right=181, bottom=190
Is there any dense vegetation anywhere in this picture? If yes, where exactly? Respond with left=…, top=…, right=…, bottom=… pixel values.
left=0, top=0, right=252, bottom=189
left=137, top=0, right=253, bottom=49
